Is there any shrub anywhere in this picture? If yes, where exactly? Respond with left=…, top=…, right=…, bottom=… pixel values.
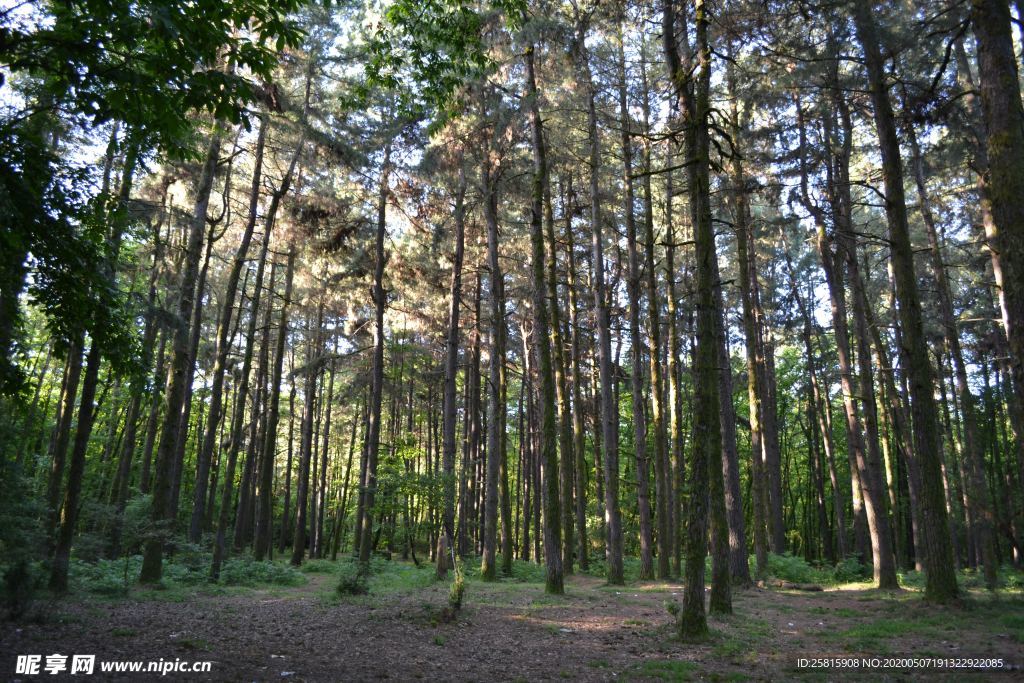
left=508, top=559, right=546, bottom=583
left=3, top=560, right=43, bottom=619
left=70, top=557, right=139, bottom=596
left=153, top=543, right=211, bottom=586
left=765, top=553, right=819, bottom=584
left=0, top=468, right=44, bottom=617
left=335, top=561, right=368, bottom=596
left=448, top=560, right=465, bottom=611
left=299, top=559, right=338, bottom=574
left=833, top=557, right=869, bottom=583
left=218, top=559, right=304, bottom=587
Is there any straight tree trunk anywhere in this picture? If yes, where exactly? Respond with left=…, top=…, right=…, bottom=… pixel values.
left=664, top=145, right=686, bottom=579
left=730, top=61, right=770, bottom=574
left=574, top=22, right=624, bottom=586
left=639, top=41, right=673, bottom=582
left=49, top=343, right=101, bottom=591
left=525, top=44, right=563, bottom=595
left=254, top=245, right=296, bottom=560
left=665, top=0, right=730, bottom=636
left=291, top=316, right=321, bottom=566
left=564, top=190, right=589, bottom=572
left=544, top=183, right=575, bottom=575
left=141, top=131, right=222, bottom=584
left=480, top=137, right=507, bottom=581
left=169, top=223, right=215, bottom=529
left=969, top=0, right=1024, bottom=587
left=796, top=85, right=871, bottom=564
left=190, top=115, right=269, bottom=543
left=851, top=0, right=958, bottom=600
left=358, top=143, right=391, bottom=567
left=315, top=349, right=336, bottom=558
left=616, top=24, right=654, bottom=581
left=210, top=204, right=273, bottom=580
left=110, top=197, right=164, bottom=557
left=713, top=260, right=751, bottom=586
left=46, top=339, right=83, bottom=552
left=437, top=162, right=466, bottom=578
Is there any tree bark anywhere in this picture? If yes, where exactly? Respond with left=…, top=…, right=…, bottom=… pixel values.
left=437, top=161, right=466, bottom=578
left=190, top=115, right=269, bottom=543
left=480, top=137, right=507, bottom=581
left=616, top=23, right=654, bottom=581
left=574, top=21, right=623, bottom=586
left=141, top=131, right=221, bottom=584
left=254, top=245, right=295, bottom=560
left=525, top=44, right=564, bottom=595
left=665, top=0, right=729, bottom=636
left=851, top=0, right=958, bottom=600
left=357, top=143, right=391, bottom=566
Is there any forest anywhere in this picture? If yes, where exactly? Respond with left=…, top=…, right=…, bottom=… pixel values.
left=2, top=0, right=1024, bottom=679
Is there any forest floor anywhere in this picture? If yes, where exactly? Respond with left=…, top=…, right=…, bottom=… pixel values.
left=3, top=557, right=1023, bottom=681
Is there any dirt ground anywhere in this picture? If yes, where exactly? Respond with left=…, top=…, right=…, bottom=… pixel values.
left=3, top=565, right=1023, bottom=681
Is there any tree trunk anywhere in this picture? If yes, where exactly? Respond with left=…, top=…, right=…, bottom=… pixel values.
left=851, top=0, right=958, bottom=600
left=971, top=0, right=1024, bottom=587
left=665, top=0, right=729, bottom=636
left=291, top=313, right=321, bottom=566
left=664, top=144, right=685, bottom=579
left=575, top=22, right=624, bottom=586
left=190, top=115, right=269, bottom=543
left=480, top=134, right=507, bottom=581
left=616, top=24, right=654, bottom=582
left=358, top=143, right=391, bottom=566
left=46, top=339, right=83, bottom=554
left=525, top=44, right=564, bottom=595
left=638, top=39, right=673, bottom=582
left=254, top=245, right=295, bottom=560
left=210, top=203, right=273, bottom=580
left=437, top=162, right=466, bottom=578
left=544, top=181, right=575, bottom=576
left=141, top=131, right=221, bottom=584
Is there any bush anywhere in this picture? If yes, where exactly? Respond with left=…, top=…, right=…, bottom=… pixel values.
left=70, top=557, right=139, bottom=596
left=299, top=559, right=339, bottom=574
left=335, top=561, right=368, bottom=596
left=833, top=557, right=869, bottom=583
left=0, top=468, right=44, bottom=617
left=448, top=560, right=465, bottom=611
left=154, top=543, right=211, bottom=586
left=765, top=553, right=820, bottom=584
left=218, top=559, right=305, bottom=587
left=3, top=560, right=43, bottom=619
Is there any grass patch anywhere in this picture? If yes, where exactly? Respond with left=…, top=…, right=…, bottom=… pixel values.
left=299, top=558, right=340, bottom=574
left=827, top=616, right=946, bottom=652
left=998, top=613, right=1024, bottom=642
left=712, top=637, right=745, bottom=660
left=67, top=552, right=304, bottom=599
left=218, top=559, right=305, bottom=587
left=627, top=659, right=700, bottom=681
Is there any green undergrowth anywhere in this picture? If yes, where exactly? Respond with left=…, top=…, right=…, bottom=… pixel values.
left=764, top=553, right=1024, bottom=593
left=898, top=564, right=1024, bottom=592
left=331, top=556, right=434, bottom=599
left=624, top=658, right=701, bottom=681
left=68, top=552, right=305, bottom=599
left=329, top=554, right=563, bottom=601
left=762, top=553, right=871, bottom=586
